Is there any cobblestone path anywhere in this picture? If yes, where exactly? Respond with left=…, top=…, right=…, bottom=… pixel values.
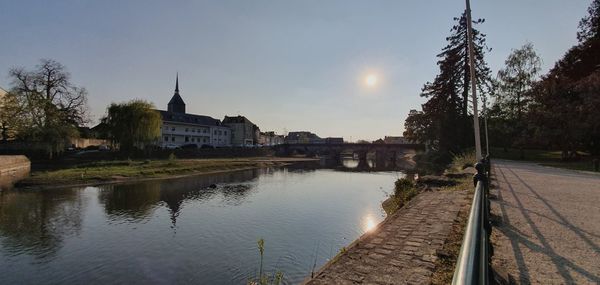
left=491, top=160, right=600, bottom=285
left=305, top=190, right=469, bottom=285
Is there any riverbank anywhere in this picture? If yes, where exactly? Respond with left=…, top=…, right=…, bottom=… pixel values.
left=304, top=188, right=470, bottom=284
left=304, top=152, right=476, bottom=284
left=17, top=157, right=318, bottom=189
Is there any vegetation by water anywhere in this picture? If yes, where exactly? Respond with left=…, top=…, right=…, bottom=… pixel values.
left=248, top=239, right=284, bottom=285
left=20, top=158, right=296, bottom=187
left=382, top=178, right=418, bottom=215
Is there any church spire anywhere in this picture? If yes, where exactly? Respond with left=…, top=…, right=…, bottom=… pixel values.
left=168, top=72, right=186, bottom=113
left=175, top=72, right=179, bottom=94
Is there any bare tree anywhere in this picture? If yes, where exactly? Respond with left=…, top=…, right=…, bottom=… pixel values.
left=5, top=59, right=90, bottom=157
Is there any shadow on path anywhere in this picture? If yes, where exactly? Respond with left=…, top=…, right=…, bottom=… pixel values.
left=494, top=163, right=600, bottom=284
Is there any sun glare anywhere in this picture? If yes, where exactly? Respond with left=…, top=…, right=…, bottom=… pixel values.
left=363, top=215, right=377, bottom=232
left=365, top=74, right=378, bottom=87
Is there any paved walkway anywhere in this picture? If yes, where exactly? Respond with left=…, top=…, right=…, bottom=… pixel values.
left=305, top=190, right=469, bottom=285
left=491, top=160, right=600, bottom=285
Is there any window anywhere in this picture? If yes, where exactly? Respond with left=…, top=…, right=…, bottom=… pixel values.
left=224, top=131, right=227, bottom=136
left=204, top=129, right=208, bottom=133
left=171, top=137, right=175, bottom=142
left=214, top=130, right=217, bottom=135
left=185, top=136, right=189, bottom=142
left=218, top=130, right=222, bottom=135
left=164, top=136, right=168, bottom=141
left=185, top=128, right=189, bottom=132
left=191, top=137, right=195, bottom=142
left=171, top=127, right=175, bottom=131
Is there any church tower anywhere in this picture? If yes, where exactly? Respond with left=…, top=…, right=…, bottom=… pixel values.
left=167, top=73, right=186, bottom=113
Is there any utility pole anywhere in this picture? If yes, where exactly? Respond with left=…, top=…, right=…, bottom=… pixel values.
left=482, top=94, right=490, bottom=156
left=465, top=0, right=482, bottom=160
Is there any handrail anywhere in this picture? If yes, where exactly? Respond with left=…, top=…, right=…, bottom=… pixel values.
left=452, top=158, right=491, bottom=285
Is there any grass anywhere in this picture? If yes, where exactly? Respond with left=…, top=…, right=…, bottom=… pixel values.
left=431, top=201, right=469, bottom=285
left=247, top=238, right=284, bottom=285
left=450, top=150, right=477, bottom=172
left=21, top=158, right=297, bottom=187
left=490, top=147, right=599, bottom=172
left=430, top=152, right=476, bottom=284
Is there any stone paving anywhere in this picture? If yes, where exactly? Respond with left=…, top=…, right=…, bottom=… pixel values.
left=491, top=160, right=600, bottom=285
left=304, top=190, right=469, bottom=285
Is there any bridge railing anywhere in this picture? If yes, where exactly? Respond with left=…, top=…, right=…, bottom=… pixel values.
left=452, top=157, right=491, bottom=285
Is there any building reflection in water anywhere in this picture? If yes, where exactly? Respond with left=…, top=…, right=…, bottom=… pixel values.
left=98, top=169, right=262, bottom=226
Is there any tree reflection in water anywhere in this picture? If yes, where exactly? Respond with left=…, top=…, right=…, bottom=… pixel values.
left=0, top=188, right=85, bottom=260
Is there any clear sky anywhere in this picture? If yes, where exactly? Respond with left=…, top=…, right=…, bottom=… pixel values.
left=0, top=0, right=591, bottom=141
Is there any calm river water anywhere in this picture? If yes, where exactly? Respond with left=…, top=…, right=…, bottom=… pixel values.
left=0, top=162, right=404, bottom=284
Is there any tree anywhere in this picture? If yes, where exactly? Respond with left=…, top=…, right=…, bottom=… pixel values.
left=403, top=110, right=434, bottom=146
left=577, top=0, right=600, bottom=43
left=495, top=43, right=542, bottom=121
left=525, top=0, right=600, bottom=158
left=103, top=100, right=162, bottom=151
left=0, top=91, right=21, bottom=141
left=404, top=11, right=493, bottom=153
left=5, top=59, right=89, bottom=157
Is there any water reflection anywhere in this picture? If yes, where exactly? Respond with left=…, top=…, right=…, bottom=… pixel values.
left=0, top=164, right=402, bottom=284
left=98, top=169, right=261, bottom=225
left=363, top=214, right=377, bottom=233
left=0, top=188, right=84, bottom=259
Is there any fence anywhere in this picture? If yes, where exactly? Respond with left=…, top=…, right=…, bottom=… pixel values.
left=452, top=157, right=491, bottom=285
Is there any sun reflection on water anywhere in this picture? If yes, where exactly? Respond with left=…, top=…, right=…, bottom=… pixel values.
left=363, top=215, right=377, bottom=233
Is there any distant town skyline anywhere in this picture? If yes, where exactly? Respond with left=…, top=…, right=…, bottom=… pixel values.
left=0, top=0, right=591, bottom=141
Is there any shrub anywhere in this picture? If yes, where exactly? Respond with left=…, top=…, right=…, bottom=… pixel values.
left=394, top=178, right=418, bottom=205
left=451, top=150, right=476, bottom=172
left=384, top=178, right=419, bottom=214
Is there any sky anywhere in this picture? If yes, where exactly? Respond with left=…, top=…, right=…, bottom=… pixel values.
left=0, top=0, right=592, bottom=141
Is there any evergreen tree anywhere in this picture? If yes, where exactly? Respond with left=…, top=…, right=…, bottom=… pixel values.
left=577, top=0, right=600, bottom=43
left=405, top=11, right=493, bottom=153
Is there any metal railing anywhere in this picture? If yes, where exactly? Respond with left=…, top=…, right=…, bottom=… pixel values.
left=452, top=157, right=491, bottom=285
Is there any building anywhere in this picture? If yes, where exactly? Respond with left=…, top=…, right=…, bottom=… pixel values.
left=324, top=137, right=344, bottom=144
left=157, top=76, right=231, bottom=147
left=258, top=131, right=285, bottom=146
left=383, top=136, right=409, bottom=144
left=222, top=115, right=258, bottom=147
left=285, top=131, right=322, bottom=144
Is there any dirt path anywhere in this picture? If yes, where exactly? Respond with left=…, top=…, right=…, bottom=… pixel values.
left=304, top=190, right=469, bottom=285
left=491, top=160, right=600, bottom=285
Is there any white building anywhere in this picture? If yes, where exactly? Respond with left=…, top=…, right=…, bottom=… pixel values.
left=157, top=76, right=231, bottom=147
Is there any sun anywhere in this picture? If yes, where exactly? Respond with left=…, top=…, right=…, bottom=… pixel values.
left=365, top=74, right=378, bottom=87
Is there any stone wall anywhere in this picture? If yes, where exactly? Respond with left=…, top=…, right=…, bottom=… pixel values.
left=0, top=155, right=30, bottom=190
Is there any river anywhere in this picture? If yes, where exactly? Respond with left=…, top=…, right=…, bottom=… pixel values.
left=0, top=160, right=404, bottom=284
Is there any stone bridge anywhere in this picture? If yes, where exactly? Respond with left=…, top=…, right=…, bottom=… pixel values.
left=273, top=143, right=424, bottom=168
